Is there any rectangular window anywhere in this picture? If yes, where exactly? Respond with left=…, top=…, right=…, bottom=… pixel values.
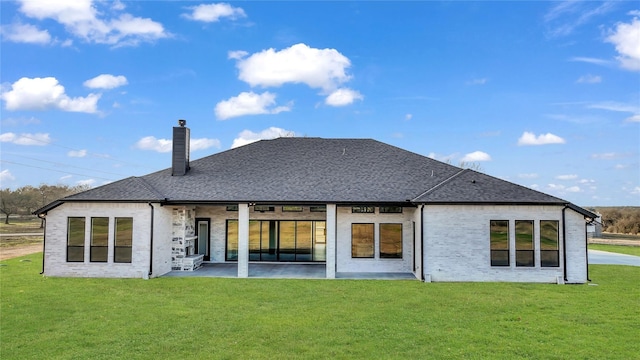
left=310, top=206, right=326, bottom=212
left=515, top=220, right=534, bottom=267
left=226, top=205, right=238, bottom=211
left=90, top=217, right=109, bottom=262
left=379, top=223, right=402, bottom=258
left=352, top=223, right=374, bottom=258
left=282, top=206, right=303, bottom=212
left=540, top=220, right=560, bottom=267
left=490, top=220, right=509, bottom=266
left=226, top=220, right=238, bottom=261
left=67, top=217, right=85, bottom=262
left=352, top=206, right=374, bottom=213
left=254, top=205, right=274, bottom=212
left=114, top=217, right=133, bottom=263
left=380, top=206, right=402, bottom=213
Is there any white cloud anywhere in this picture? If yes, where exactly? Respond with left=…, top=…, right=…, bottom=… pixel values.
left=588, top=101, right=639, bottom=113
left=191, top=138, right=221, bottom=151
left=466, top=78, right=488, bottom=85
left=325, top=88, right=363, bottom=107
left=1, top=22, right=51, bottom=44
left=76, top=179, right=95, bottom=187
left=17, top=0, right=168, bottom=47
left=591, top=152, right=620, bottom=160
left=135, top=136, right=172, bottom=152
left=614, top=164, right=628, bottom=170
left=83, top=74, right=128, bottom=89
left=626, top=114, right=640, bottom=122
left=1, top=77, right=100, bottom=113
left=233, top=43, right=353, bottom=92
left=576, top=74, right=601, bottom=83
left=606, top=18, right=640, bottom=71
left=461, top=151, right=491, bottom=162
left=215, top=91, right=291, bottom=120
left=547, top=183, right=582, bottom=193
left=0, top=169, right=16, bottom=183
left=182, top=3, right=246, bottom=22
left=569, top=57, right=612, bottom=66
left=556, top=174, right=578, bottom=180
left=426, top=152, right=457, bottom=163
left=544, top=1, right=615, bottom=37
left=228, top=50, right=248, bottom=60
left=405, top=114, right=413, bottom=121
left=67, top=149, right=87, bottom=157
left=517, top=131, right=565, bottom=146
left=231, top=127, right=295, bottom=148
left=631, top=186, right=640, bottom=195
left=518, top=173, right=539, bottom=179
left=0, top=132, right=51, bottom=146
left=135, top=136, right=220, bottom=153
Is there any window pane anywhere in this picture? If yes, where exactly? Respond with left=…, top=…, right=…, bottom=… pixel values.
left=282, top=206, right=303, bottom=212
left=296, top=221, right=312, bottom=261
left=67, top=217, right=85, bottom=262
left=310, top=206, right=326, bottom=212
left=380, top=223, right=402, bottom=258
left=115, top=218, right=133, bottom=263
left=540, top=220, right=559, bottom=267
left=249, top=221, right=261, bottom=261
left=68, top=217, right=85, bottom=246
left=352, top=223, right=374, bottom=258
left=380, top=206, right=402, bottom=213
left=91, top=217, right=108, bottom=262
left=352, top=206, right=374, bottom=213
left=515, top=220, right=534, bottom=267
left=313, top=221, right=326, bottom=261
left=279, top=221, right=296, bottom=261
left=490, top=220, right=509, bottom=266
left=226, top=220, right=238, bottom=261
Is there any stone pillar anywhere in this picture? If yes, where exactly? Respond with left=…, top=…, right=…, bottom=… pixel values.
left=325, top=204, right=337, bottom=279
left=237, top=203, right=249, bottom=278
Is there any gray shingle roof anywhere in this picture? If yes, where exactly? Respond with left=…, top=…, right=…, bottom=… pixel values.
left=48, top=137, right=584, bottom=210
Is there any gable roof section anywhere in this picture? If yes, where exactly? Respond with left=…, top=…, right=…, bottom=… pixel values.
left=139, top=138, right=461, bottom=203
left=413, top=169, right=566, bottom=204
left=38, top=138, right=592, bottom=214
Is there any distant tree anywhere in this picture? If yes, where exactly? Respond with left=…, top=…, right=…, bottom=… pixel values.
left=0, top=187, right=31, bottom=224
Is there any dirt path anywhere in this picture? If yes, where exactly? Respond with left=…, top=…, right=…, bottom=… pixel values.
left=0, top=245, right=42, bottom=261
left=589, top=238, right=639, bottom=246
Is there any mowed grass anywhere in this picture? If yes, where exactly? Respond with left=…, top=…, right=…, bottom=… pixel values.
left=589, top=243, right=640, bottom=256
left=2, top=254, right=639, bottom=359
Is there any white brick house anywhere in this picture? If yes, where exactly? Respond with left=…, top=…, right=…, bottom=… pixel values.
left=35, top=121, right=595, bottom=283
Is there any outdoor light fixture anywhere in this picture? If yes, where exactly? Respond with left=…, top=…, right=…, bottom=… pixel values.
left=178, top=119, right=186, bottom=127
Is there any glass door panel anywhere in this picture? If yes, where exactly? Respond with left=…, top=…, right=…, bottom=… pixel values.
left=261, top=221, right=277, bottom=261
left=279, top=221, right=296, bottom=261
left=249, top=221, right=261, bottom=261
left=313, top=221, right=326, bottom=261
left=296, top=221, right=312, bottom=261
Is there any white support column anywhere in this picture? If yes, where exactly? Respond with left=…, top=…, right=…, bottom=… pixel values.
left=237, top=203, right=249, bottom=278
left=325, top=204, right=337, bottom=279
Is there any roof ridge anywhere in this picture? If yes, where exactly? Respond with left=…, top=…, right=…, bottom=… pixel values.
left=412, top=168, right=467, bottom=202
left=135, top=176, right=166, bottom=200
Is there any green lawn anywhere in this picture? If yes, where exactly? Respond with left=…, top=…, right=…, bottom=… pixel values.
left=2, top=253, right=639, bottom=359
left=589, top=244, right=640, bottom=256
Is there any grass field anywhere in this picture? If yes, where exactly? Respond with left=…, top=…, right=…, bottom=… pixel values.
left=1, top=253, right=639, bottom=359
left=589, top=244, right=640, bottom=256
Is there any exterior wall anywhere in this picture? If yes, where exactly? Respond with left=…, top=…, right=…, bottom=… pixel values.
left=422, top=204, right=587, bottom=283
left=43, top=202, right=152, bottom=278
left=565, top=208, right=588, bottom=283
left=151, top=205, right=173, bottom=277
left=194, top=205, right=328, bottom=264
left=336, top=206, right=415, bottom=273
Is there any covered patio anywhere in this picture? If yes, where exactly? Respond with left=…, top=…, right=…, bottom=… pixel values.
left=162, top=263, right=417, bottom=280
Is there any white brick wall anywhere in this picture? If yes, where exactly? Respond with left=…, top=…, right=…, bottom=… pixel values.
left=421, top=204, right=588, bottom=283
left=335, top=206, right=415, bottom=273
left=43, top=202, right=153, bottom=278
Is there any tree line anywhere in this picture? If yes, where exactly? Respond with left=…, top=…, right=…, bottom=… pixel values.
left=592, top=207, right=640, bottom=235
left=0, top=184, right=90, bottom=225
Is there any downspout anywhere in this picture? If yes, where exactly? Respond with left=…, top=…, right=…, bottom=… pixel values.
left=38, top=214, right=46, bottom=275
left=148, top=203, right=155, bottom=278
left=420, top=204, right=425, bottom=281
left=562, top=205, right=568, bottom=283
left=585, top=223, right=591, bottom=282
left=334, top=204, right=338, bottom=276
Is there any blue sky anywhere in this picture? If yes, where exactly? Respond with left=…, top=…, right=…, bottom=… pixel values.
left=1, top=1, right=638, bottom=206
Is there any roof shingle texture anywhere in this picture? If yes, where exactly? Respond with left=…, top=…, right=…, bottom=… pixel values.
left=64, top=137, right=568, bottom=205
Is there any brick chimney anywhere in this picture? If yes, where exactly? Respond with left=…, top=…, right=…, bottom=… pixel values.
left=172, top=119, right=190, bottom=176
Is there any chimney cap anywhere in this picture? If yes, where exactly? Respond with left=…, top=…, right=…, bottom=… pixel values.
left=178, top=119, right=187, bottom=127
